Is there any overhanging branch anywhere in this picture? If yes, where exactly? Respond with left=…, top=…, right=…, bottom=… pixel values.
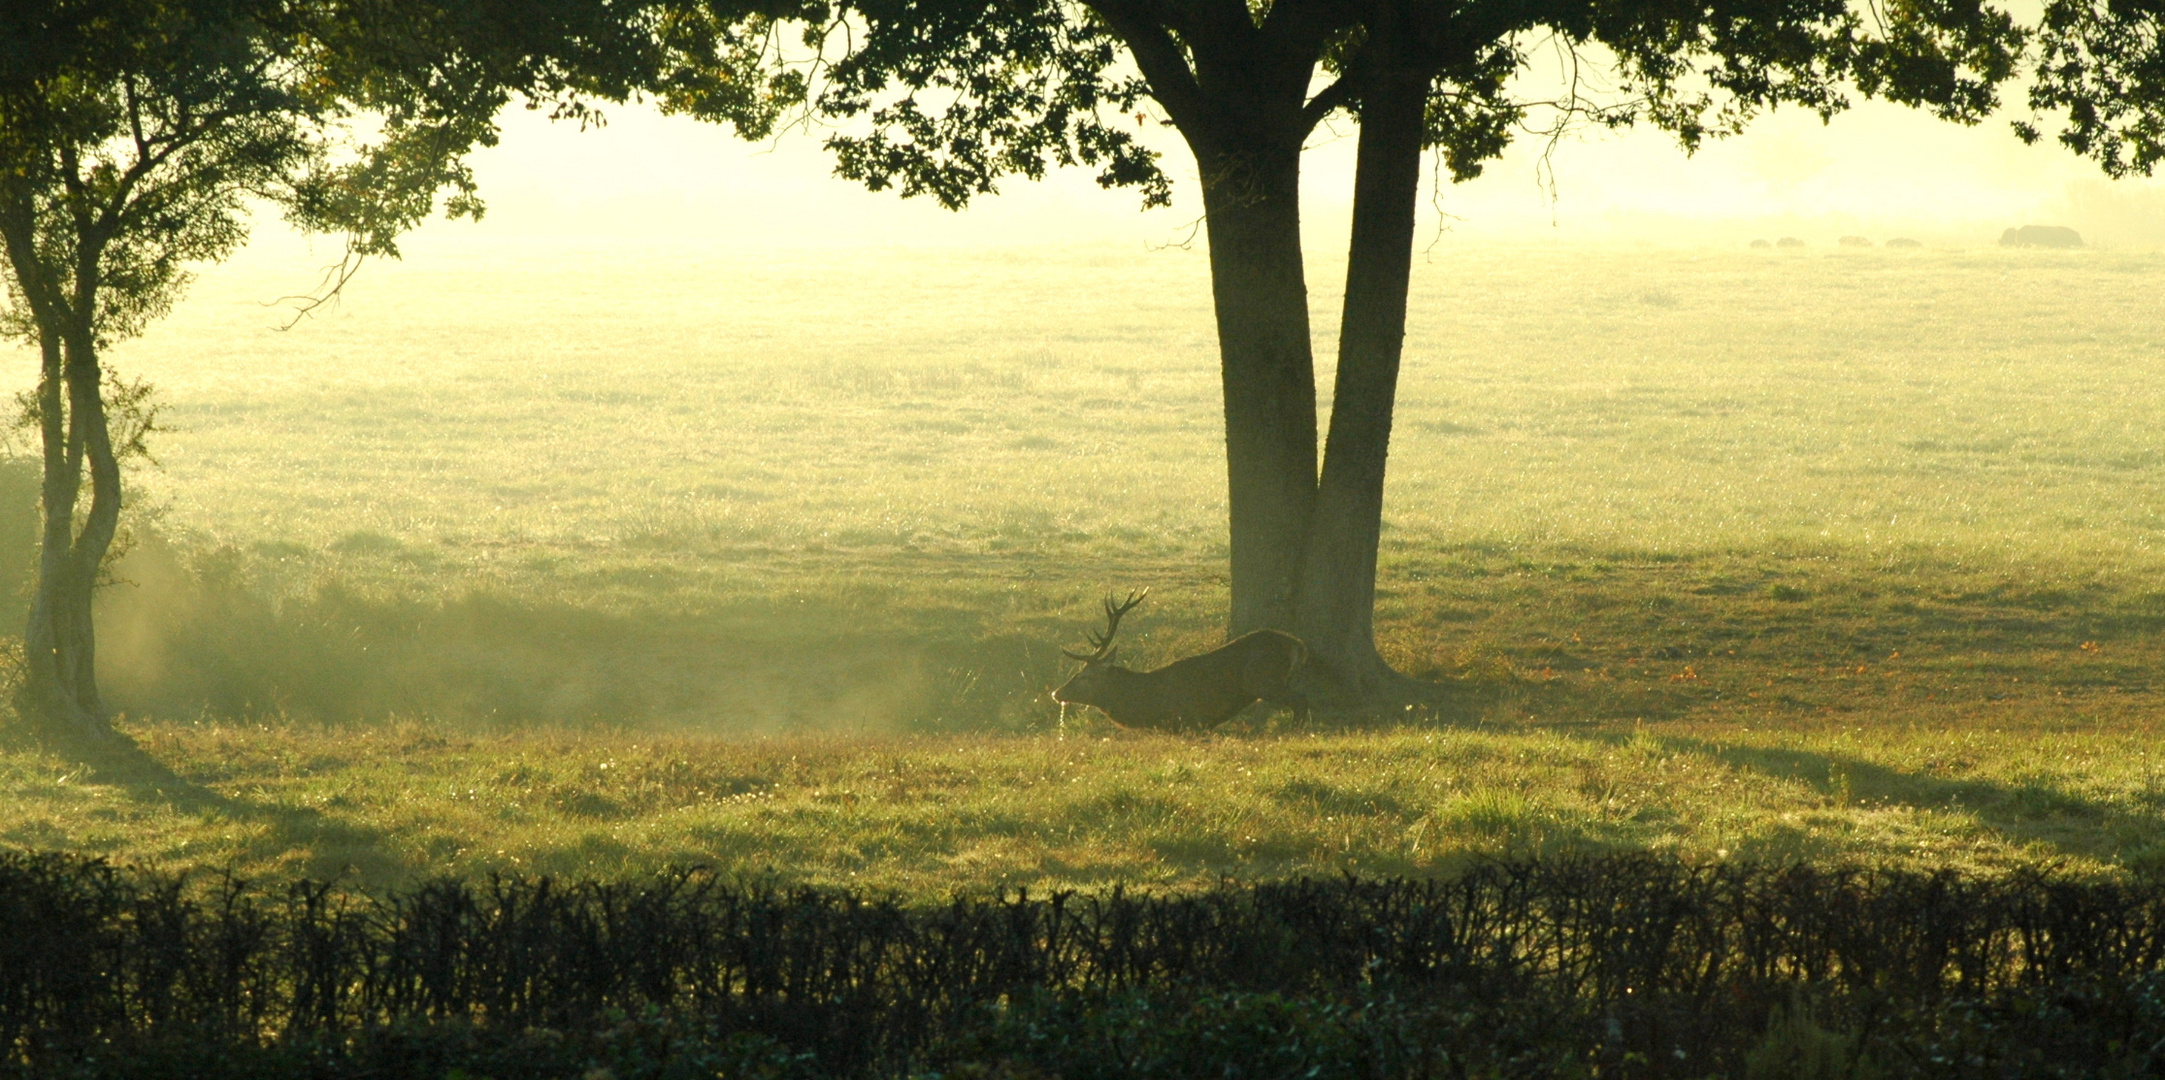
left=267, top=242, right=366, bottom=331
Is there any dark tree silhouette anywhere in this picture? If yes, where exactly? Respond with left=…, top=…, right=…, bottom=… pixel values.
left=2026, top=0, right=2165, bottom=178
left=757, top=0, right=2021, bottom=698
left=0, top=0, right=666, bottom=755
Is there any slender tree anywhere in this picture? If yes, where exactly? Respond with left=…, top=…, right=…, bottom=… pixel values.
left=771, top=0, right=2021, bottom=696
left=0, top=0, right=662, bottom=754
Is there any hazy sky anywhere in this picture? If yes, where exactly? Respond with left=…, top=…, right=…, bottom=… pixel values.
left=313, top=79, right=2165, bottom=262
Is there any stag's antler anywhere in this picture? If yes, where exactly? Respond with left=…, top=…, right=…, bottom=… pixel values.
left=1064, top=588, right=1148, bottom=662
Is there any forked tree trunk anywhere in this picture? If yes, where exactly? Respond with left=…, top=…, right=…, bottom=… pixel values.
left=0, top=183, right=127, bottom=752
left=16, top=325, right=128, bottom=752
left=1294, top=33, right=1430, bottom=695
left=1097, top=17, right=1417, bottom=697
left=1155, top=30, right=1437, bottom=700
left=1195, top=141, right=1320, bottom=637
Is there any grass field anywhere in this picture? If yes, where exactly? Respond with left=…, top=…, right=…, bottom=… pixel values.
left=5, top=238, right=2165, bottom=889
left=5, top=714, right=2163, bottom=892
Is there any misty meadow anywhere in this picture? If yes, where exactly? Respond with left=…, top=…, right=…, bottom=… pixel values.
left=6, top=242, right=2163, bottom=886
left=10, top=0, right=2165, bottom=1075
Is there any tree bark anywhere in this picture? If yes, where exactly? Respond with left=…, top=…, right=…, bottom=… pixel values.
left=1294, top=29, right=1429, bottom=695
left=66, top=328, right=121, bottom=699
left=17, top=325, right=128, bottom=752
left=3, top=190, right=128, bottom=751
left=1195, top=140, right=1320, bottom=637
left=20, top=330, right=78, bottom=731
left=1040, top=3, right=1431, bottom=699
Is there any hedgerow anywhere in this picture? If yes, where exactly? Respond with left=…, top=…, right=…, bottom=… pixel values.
left=7, top=852, right=2165, bottom=1078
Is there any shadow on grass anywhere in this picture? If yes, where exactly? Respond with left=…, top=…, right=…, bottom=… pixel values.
left=1270, top=674, right=1701, bottom=734
left=72, top=740, right=421, bottom=882
left=1630, top=732, right=2165, bottom=870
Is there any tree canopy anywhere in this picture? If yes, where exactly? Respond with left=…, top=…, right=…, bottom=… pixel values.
left=813, top=0, right=2020, bottom=208
left=2027, top=0, right=2165, bottom=177
left=0, top=0, right=683, bottom=753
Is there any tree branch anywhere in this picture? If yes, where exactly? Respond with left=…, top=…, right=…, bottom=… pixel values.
left=0, top=184, right=67, bottom=328
left=266, top=242, right=367, bottom=331
left=1087, top=0, right=1210, bottom=132
left=1181, top=0, right=1263, bottom=51
left=125, top=74, right=148, bottom=162
left=1299, top=71, right=1358, bottom=133
left=1263, top=0, right=1363, bottom=59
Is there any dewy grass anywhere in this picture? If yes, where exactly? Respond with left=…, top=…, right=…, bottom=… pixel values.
left=5, top=240, right=2165, bottom=889
left=84, top=242, right=2165, bottom=588
left=1, top=715, right=2160, bottom=892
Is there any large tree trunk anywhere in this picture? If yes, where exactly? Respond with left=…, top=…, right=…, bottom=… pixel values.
left=1080, top=10, right=1431, bottom=701
left=1196, top=142, right=1320, bottom=636
left=1294, top=36, right=1429, bottom=696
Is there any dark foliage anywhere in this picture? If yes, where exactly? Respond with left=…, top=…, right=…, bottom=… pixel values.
left=811, top=0, right=2022, bottom=211
left=2026, top=0, right=2165, bottom=177
left=8, top=852, right=2165, bottom=1078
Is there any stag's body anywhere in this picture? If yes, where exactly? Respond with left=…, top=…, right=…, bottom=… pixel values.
left=1056, top=630, right=1308, bottom=731
left=1053, top=592, right=1307, bottom=731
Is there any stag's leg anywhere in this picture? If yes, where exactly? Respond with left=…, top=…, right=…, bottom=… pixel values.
left=1243, top=655, right=1311, bottom=722
left=1273, top=686, right=1312, bottom=723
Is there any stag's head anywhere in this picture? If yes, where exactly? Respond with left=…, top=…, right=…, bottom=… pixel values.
left=1052, top=589, right=1147, bottom=707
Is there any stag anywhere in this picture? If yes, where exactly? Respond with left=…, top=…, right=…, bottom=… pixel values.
left=1052, top=590, right=1308, bottom=731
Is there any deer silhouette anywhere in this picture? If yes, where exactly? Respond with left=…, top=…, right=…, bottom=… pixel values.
left=1052, top=590, right=1308, bottom=731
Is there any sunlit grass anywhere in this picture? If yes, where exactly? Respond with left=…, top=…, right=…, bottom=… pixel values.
left=3, top=715, right=2160, bottom=892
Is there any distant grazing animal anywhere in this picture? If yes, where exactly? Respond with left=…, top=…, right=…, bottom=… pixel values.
left=1776, top=237, right=1806, bottom=248
left=1749, top=239, right=1772, bottom=249
left=1999, top=225, right=2083, bottom=249
left=1838, top=235, right=1872, bottom=248
left=1051, top=590, right=1307, bottom=732
left=1885, top=238, right=1924, bottom=248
